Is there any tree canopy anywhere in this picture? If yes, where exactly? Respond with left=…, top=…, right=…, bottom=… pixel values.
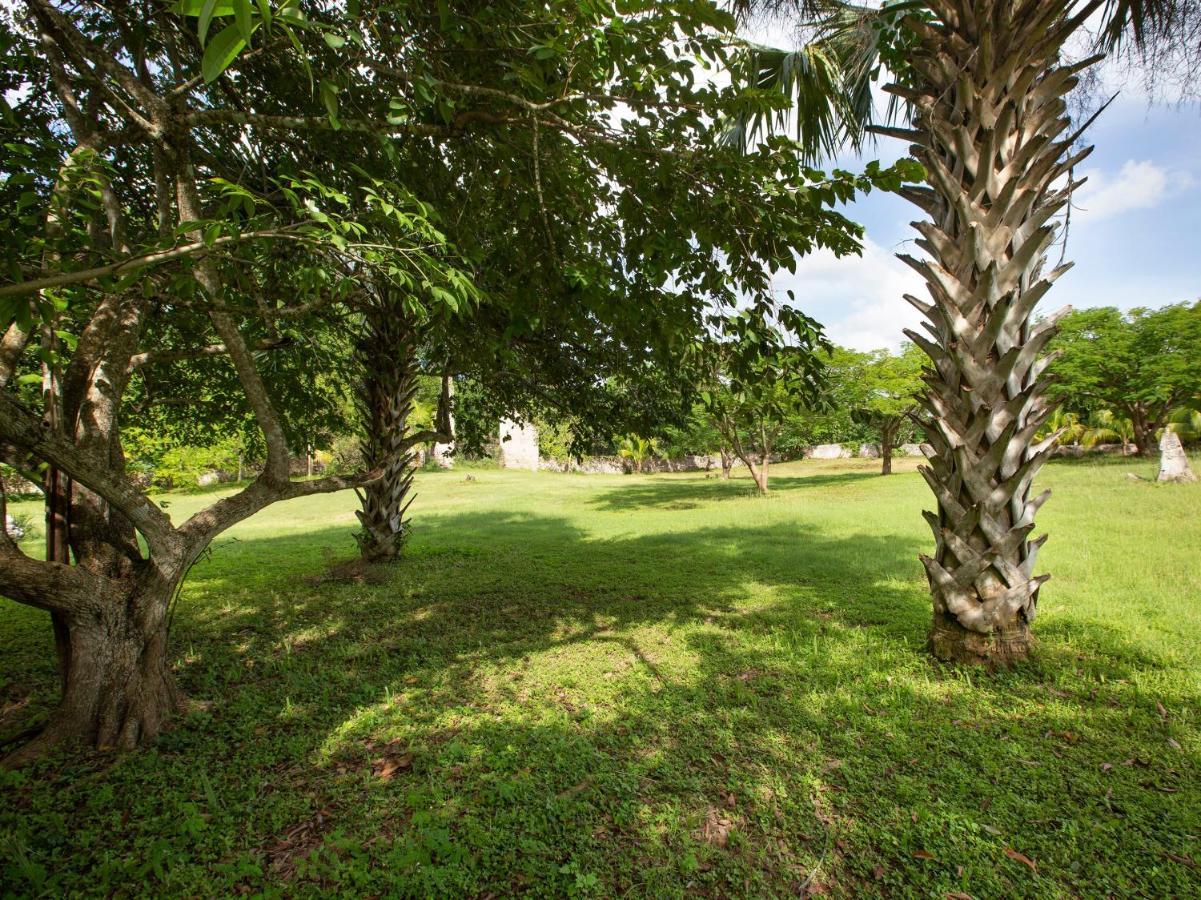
left=1048, top=302, right=1201, bottom=455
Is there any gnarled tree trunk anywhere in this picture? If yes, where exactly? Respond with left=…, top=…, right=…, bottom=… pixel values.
left=720, top=447, right=734, bottom=480
left=17, top=571, right=183, bottom=764
left=889, top=0, right=1096, bottom=665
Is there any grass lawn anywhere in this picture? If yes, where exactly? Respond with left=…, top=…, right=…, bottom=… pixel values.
left=1, top=456, right=1199, bottom=897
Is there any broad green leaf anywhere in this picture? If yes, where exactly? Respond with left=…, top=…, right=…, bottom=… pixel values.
left=202, top=23, right=255, bottom=82
left=233, top=0, right=254, bottom=45
left=198, top=0, right=221, bottom=46
left=319, top=79, right=341, bottom=129
left=172, top=0, right=234, bottom=15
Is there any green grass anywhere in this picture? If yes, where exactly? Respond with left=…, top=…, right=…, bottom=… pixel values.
left=1, top=456, right=1198, bottom=897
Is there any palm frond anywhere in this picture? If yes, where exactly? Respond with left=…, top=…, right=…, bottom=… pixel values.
left=1097, top=0, right=1189, bottom=50
left=724, top=0, right=921, bottom=163
left=1166, top=405, right=1201, bottom=440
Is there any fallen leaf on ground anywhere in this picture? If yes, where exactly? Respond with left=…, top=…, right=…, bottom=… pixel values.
left=372, top=752, right=413, bottom=780
left=1004, top=847, right=1037, bottom=872
left=1167, top=738, right=1182, bottom=751
left=699, top=807, right=732, bottom=848
left=912, top=850, right=936, bottom=860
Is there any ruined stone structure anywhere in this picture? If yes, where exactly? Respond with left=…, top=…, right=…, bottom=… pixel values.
left=499, top=418, right=540, bottom=471
left=1158, top=430, right=1197, bottom=483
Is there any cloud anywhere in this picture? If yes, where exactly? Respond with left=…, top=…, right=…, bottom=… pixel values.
left=772, top=238, right=925, bottom=352
left=1073, top=160, right=1177, bottom=221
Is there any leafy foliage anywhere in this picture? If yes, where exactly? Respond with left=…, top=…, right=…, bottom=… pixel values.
left=1048, top=303, right=1201, bottom=453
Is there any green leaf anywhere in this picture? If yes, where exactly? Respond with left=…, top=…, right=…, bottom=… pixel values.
left=322, top=32, right=346, bottom=50
left=198, top=0, right=221, bottom=46
left=233, top=0, right=254, bottom=45
left=172, top=0, right=234, bottom=16
left=255, top=0, right=272, bottom=34
left=319, top=79, right=341, bottom=129
left=202, top=23, right=254, bottom=82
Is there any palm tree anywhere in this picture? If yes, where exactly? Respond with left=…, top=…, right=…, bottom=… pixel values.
left=1079, top=409, right=1135, bottom=454
left=1035, top=409, right=1084, bottom=448
left=618, top=435, right=658, bottom=474
left=732, top=0, right=1190, bottom=663
left=353, top=287, right=453, bottom=564
left=1165, top=405, right=1201, bottom=444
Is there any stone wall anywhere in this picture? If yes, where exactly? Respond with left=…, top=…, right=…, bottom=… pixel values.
left=540, top=453, right=725, bottom=474
left=805, top=443, right=851, bottom=459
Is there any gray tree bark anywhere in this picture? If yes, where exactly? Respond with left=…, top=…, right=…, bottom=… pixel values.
left=886, top=0, right=1099, bottom=664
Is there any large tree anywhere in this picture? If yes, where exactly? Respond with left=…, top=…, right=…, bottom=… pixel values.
left=735, top=0, right=1197, bottom=664
left=0, top=0, right=909, bottom=760
left=324, top=0, right=919, bottom=561
left=1048, top=303, right=1201, bottom=456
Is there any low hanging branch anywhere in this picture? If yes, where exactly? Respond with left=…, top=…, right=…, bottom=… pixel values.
left=0, top=228, right=314, bottom=301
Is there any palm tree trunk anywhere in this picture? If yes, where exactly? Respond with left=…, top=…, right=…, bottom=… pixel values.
left=354, top=304, right=419, bottom=563
left=888, top=0, right=1096, bottom=665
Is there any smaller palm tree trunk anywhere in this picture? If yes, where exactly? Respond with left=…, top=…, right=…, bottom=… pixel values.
left=354, top=306, right=420, bottom=563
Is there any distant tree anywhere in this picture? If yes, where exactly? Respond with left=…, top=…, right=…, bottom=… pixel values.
left=1049, top=304, right=1201, bottom=456
left=1034, top=409, right=1085, bottom=449
left=659, top=406, right=735, bottom=477
left=829, top=345, right=924, bottom=475
left=698, top=309, right=824, bottom=494
left=1166, top=405, right=1201, bottom=445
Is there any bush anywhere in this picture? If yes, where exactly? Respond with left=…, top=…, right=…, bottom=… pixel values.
left=153, top=438, right=244, bottom=489
left=537, top=419, right=574, bottom=464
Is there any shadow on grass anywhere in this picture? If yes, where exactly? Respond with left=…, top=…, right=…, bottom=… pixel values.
left=1, top=506, right=1197, bottom=897
left=589, top=471, right=880, bottom=511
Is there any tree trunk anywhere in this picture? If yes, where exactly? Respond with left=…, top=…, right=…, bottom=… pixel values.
left=1131, top=407, right=1154, bottom=457
left=354, top=298, right=419, bottom=564
left=720, top=448, right=734, bottom=480
left=881, top=426, right=894, bottom=476
left=891, top=0, right=1094, bottom=665
left=6, top=576, right=182, bottom=766
left=747, top=455, right=768, bottom=494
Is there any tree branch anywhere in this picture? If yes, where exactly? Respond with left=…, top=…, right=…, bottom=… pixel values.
left=0, top=393, right=176, bottom=550
left=0, top=229, right=311, bottom=301
left=0, top=544, right=106, bottom=614
left=175, top=160, right=293, bottom=483
left=128, top=336, right=294, bottom=370
left=176, top=466, right=384, bottom=547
